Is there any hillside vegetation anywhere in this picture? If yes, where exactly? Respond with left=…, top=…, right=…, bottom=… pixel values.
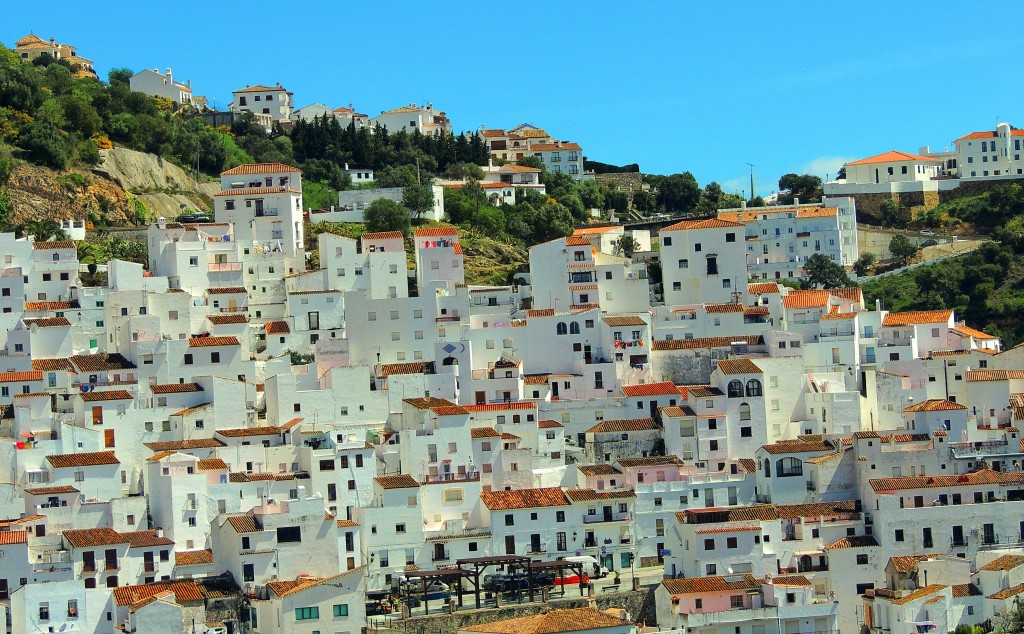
left=863, top=184, right=1024, bottom=346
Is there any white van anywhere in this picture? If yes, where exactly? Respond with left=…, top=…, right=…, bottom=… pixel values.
left=560, top=555, right=609, bottom=578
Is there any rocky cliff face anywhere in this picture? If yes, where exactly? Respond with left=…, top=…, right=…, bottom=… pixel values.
left=3, top=147, right=213, bottom=226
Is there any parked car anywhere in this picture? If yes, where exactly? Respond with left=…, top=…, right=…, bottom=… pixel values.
left=921, top=239, right=938, bottom=247
left=177, top=214, right=197, bottom=223
left=920, top=229, right=935, bottom=235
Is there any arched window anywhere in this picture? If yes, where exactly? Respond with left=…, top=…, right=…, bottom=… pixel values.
left=442, top=356, right=458, bottom=366
left=763, top=459, right=770, bottom=477
left=569, top=322, right=581, bottom=335
left=776, top=457, right=803, bottom=477
left=739, top=403, right=751, bottom=421
left=556, top=322, right=568, bottom=335
left=727, top=380, right=743, bottom=398
left=746, top=379, right=762, bottom=397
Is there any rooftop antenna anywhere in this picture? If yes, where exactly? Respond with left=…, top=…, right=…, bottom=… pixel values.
left=746, top=163, right=756, bottom=201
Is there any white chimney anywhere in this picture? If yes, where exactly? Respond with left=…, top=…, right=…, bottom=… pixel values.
left=166, top=68, right=172, bottom=80
left=794, top=197, right=800, bottom=205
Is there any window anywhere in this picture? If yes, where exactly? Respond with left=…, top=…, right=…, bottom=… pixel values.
left=745, top=379, right=762, bottom=397
left=704, top=538, right=715, bottom=550
left=727, top=380, right=743, bottom=398
left=333, top=604, right=349, bottom=617
left=295, top=607, right=319, bottom=620
left=184, top=354, right=193, bottom=365
left=39, top=602, right=49, bottom=621
left=857, top=554, right=869, bottom=565
left=705, top=563, right=716, bottom=575
left=775, top=457, right=803, bottom=477
left=730, top=595, right=744, bottom=609
left=727, top=537, right=737, bottom=548
left=894, top=529, right=904, bottom=542
left=678, top=259, right=688, bottom=269
left=276, top=526, right=302, bottom=543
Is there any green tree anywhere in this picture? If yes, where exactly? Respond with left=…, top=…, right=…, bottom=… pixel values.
left=889, top=234, right=919, bottom=265
left=606, top=190, right=630, bottom=213
left=632, top=189, right=655, bottom=212
left=22, top=219, right=66, bottom=242
left=402, top=183, right=435, bottom=220
left=615, top=235, right=639, bottom=257
left=879, top=198, right=903, bottom=227
left=443, top=162, right=485, bottom=180
left=801, top=253, right=854, bottom=289
left=778, top=173, right=822, bottom=203
left=21, top=121, right=71, bottom=168
left=364, top=198, right=411, bottom=236
left=852, top=252, right=876, bottom=277
left=515, top=156, right=544, bottom=170
left=656, top=172, right=700, bottom=213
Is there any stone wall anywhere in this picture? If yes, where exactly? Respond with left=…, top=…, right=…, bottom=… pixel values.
left=390, top=586, right=658, bottom=633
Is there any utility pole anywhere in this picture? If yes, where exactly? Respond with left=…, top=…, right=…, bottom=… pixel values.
left=746, top=163, right=756, bottom=201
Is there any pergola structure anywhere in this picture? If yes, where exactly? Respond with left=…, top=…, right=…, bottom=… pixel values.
left=402, top=568, right=474, bottom=614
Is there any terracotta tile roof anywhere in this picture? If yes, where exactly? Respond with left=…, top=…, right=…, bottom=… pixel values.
left=748, top=282, right=781, bottom=294
left=197, top=458, right=228, bottom=471
left=705, top=303, right=745, bottom=314
left=870, top=468, right=1024, bottom=492
left=24, top=485, right=79, bottom=495
left=480, top=487, right=568, bottom=510
left=188, top=336, right=240, bottom=347
left=525, top=308, right=555, bottom=318
left=586, top=418, right=657, bottom=433
left=175, top=549, right=213, bottom=566
left=151, top=383, right=204, bottom=394
left=144, top=439, right=224, bottom=451
left=0, top=531, right=29, bottom=545
left=113, top=579, right=206, bottom=606
left=659, top=405, right=696, bottom=417
left=531, top=142, right=583, bottom=152
left=662, top=574, right=760, bottom=594
left=565, top=236, right=591, bottom=247
left=761, top=440, right=834, bottom=454
left=70, top=353, right=136, bottom=371
left=957, top=129, right=1024, bottom=141
left=904, top=399, right=967, bottom=412
left=891, top=584, right=946, bottom=605
left=471, top=427, right=500, bottom=439
left=825, top=535, right=879, bottom=549
left=217, top=426, right=282, bottom=437
left=771, top=575, right=812, bottom=587
left=951, top=325, right=998, bottom=340
left=0, top=371, right=43, bottom=383
left=361, top=231, right=405, bottom=241
left=652, top=335, right=763, bottom=351
left=782, top=290, right=831, bottom=309
left=573, top=226, right=621, bottom=236
left=966, top=369, right=1024, bottom=382
left=882, top=310, right=953, bottom=326
left=693, top=525, right=760, bottom=534
left=889, top=554, right=936, bottom=573
left=64, top=527, right=129, bottom=548
left=414, top=227, right=459, bottom=238
left=980, top=555, right=1024, bottom=571
left=538, top=420, right=564, bottom=428
left=24, top=317, right=71, bottom=328
left=32, top=358, right=75, bottom=372
left=459, top=607, right=627, bottom=634
left=662, top=218, right=745, bottom=231
left=47, top=451, right=119, bottom=468
left=951, top=584, right=981, bottom=599
left=524, top=374, right=551, bottom=385
left=804, top=452, right=844, bottom=465
left=616, top=455, right=683, bottom=468
left=403, top=397, right=470, bottom=416
left=378, top=361, right=432, bottom=378
left=820, top=311, right=857, bottom=321
left=481, top=129, right=506, bottom=137
left=988, top=583, right=1024, bottom=600
left=601, top=316, right=646, bottom=327
left=717, top=359, right=762, bottom=375
left=172, top=403, right=213, bottom=417
left=220, top=162, right=300, bottom=175
left=33, top=240, right=76, bottom=250
left=564, top=489, right=636, bottom=502
left=208, top=314, right=248, bottom=325
left=336, top=519, right=360, bottom=528
left=375, top=474, right=420, bottom=489
left=744, top=306, right=770, bottom=316
left=847, top=150, right=942, bottom=165
left=621, top=381, right=680, bottom=397
left=264, top=320, right=290, bottom=335
left=81, top=389, right=134, bottom=402
left=226, top=514, right=262, bottom=533
left=122, top=530, right=174, bottom=548
left=205, top=287, right=247, bottom=295
left=578, top=464, right=619, bottom=476
left=739, top=458, right=757, bottom=473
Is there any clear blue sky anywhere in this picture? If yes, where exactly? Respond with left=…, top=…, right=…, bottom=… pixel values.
left=5, top=1, right=1022, bottom=196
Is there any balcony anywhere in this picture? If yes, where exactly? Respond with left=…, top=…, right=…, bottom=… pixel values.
left=422, top=472, right=480, bottom=485
left=583, top=512, right=631, bottom=524
left=951, top=538, right=968, bottom=547
left=208, top=262, right=242, bottom=272
left=431, top=553, right=449, bottom=562
left=271, top=231, right=284, bottom=239
left=255, top=208, right=279, bottom=217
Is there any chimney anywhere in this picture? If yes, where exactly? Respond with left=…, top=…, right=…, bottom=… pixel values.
left=156, top=528, right=164, bottom=538
left=794, top=197, right=800, bottom=206
left=166, top=68, right=172, bottom=79
left=741, top=201, right=746, bottom=209
left=157, top=216, right=166, bottom=229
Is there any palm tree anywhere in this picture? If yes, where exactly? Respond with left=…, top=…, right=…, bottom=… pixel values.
left=77, top=242, right=101, bottom=275
left=21, top=219, right=67, bottom=242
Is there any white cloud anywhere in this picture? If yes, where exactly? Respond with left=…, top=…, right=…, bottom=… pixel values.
left=797, top=156, right=856, bottom=179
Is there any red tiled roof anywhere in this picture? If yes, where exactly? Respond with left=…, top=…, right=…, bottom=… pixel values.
left=565, top=236, right=591, bottom=247
left=601, top=315, right=646, bottom=327
left=471, top=427, right=500, bottom=439
left=188, top=336, right=240, bottom=347
left=33, top=241, right=76, bottom=250
left=113, top=579, right=206, bottom=606
left=825, top=535, right=879, bottom=549
left=82, top=389, right=133, bottom=402
left=704, top=303, right=744, bottom=314
left=988, top=584, right=1024, bottom=600
left=904, top=399, right=967, bottom=412
left=847, top=150, right=942, bottom=165
left=771, top=575, right=812, bottom=587
left=197, top=458, right=228, bottom=471
left=175, top=549, right=213, bottom=566
left=621, top=381, right=680, bottom=397
left=979, top=555, right=1024, bottom=571
left=586, top=418, right=657, bottom=433
left=375, top=474, right=420, bottom=489
left=748, top=283, right=781, bottom=294
left=464, top=402, right=536, bottom=413
left=951, top=325, right=998, bottom=340
left=891, top=584, right=946, bottom=605
left=957, top=129, right=1024, bottom=141
left=717, top=359, right=762, bottom=375
left=265, top=320, right=290, bottom=335
left=538, top=420, right=564, bottom=428
left=0, top=371, right=42, bottom=383
left=144, top=439, right=224, bottom=451
left=47, top=451, right=119, bottom=468
left=662, top=218, right=744, bottom=231
left=151, top=383, right=203, bottom=394
left=617, top=456, right=684, bottom=468
left=882, top=310, right=953, bottom=326
left=480, top=487, right=568, bottom=510
left=414, top=227, right=459, bottom=238
left=651, top=335, right=763, bottom=351
left=0, top=531, right=28, bottom=545
left=24, top=317, right=71, bottom=328
left=662, top=574, right=759, bottom=594
left=122, top=530, right=174, bottom=548
left=459, top=607, right=628, bottom=634
left=64, top=527, right=129, bottom=548
left=221, top=162, right=300, bottom=175
left=24, top=485, right=79, bottom=495
left=32, top=358, right=75, bottom=372
left=361, top=231, right=405, bottom=241
left=226, top=514, right=261, bottom=533
left=217, top=426, right=282, bottom=437
left=870, top=468, right=1024, bottom=492
left=208, top=314, right=248, bottom=325
left=578, top=464, right=619, bottom=476
left=761, top=440, right=834, bottom=455
left=966, top=370, right=1024, bottom=382
left=205, top=287, right=247, bottom=295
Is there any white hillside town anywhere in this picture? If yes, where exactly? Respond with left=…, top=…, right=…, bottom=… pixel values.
left=7, top=94, right=1024, bottom=633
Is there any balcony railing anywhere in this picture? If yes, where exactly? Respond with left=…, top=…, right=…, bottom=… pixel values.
left=583, top=512, right=631, bottom=524
left=951, top=538, right=968, bottom=547
left=255, top=208, right=279, bottom=217
left=208, top=262, right=242, bottom=272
